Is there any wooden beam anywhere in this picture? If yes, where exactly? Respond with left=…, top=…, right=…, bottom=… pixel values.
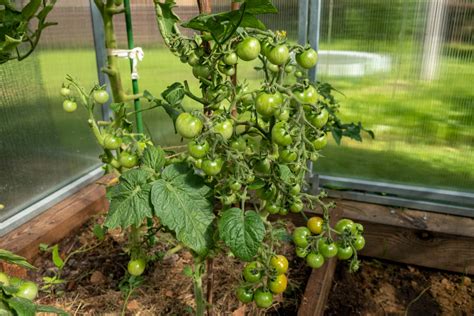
left=0, top=175, right=113, bottom=261
left=282, top=198, right=474, bottom=275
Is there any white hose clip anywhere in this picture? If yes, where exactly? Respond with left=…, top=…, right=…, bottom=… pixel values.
left=108, top=47, right=144, bottom=80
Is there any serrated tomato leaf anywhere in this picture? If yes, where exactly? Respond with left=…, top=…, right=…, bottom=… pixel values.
left=141, top=145, right=166, bottom=173
left=218, top=208, right=265, bottom=261
left=7, top=296, right=36, bottom=316
left=151, top=164, right=214, bottom=256
left=105, top=169, right=153, bottom=229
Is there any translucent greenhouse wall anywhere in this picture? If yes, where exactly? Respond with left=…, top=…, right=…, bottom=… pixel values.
left=0, top=1, right=102, bottom=224
left=313, top=0, right=474, bottom=195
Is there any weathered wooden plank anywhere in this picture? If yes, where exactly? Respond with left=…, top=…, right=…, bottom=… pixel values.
left=282, top=198, right=474, bottom=275
left=0, top=175, right=113, bottom=261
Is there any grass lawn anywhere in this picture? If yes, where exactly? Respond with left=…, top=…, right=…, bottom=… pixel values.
left=37, top=46, right=474, bottom=192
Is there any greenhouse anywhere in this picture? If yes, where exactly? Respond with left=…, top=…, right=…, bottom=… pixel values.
left=0, top=0, right=472, bottom=315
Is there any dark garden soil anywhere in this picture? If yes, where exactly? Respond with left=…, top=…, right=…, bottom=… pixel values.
left=30, top=215, right=473, bottom=315
left=326, top=258, right=473, bottom=316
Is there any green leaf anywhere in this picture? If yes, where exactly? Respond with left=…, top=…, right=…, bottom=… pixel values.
left=278, top=164, right=294, bottom=184
left=155, top=0, right=180, bottom=36
left=92, top=224, right=107, bottom=241
left=248, top=179, right=265, bottom=190
left=244, top=0, right=278, bottom=14
left=141, top=145, right=166, bottom=173
left=218, top=208, right=265, bottom=261
left=21, top=0, right=41, bottom=19
left=51, top=245, right=64, bottom=269
left=105, top=169, right=153, bottom=229
left=0, top=249, right=35, bottom=270
left=150, top=164, right=214, bottom=256
left=7, top=297, right=36, bottom=316
left=161, top=82, right=185, bottom=107
left=36, top=304, right=68, bottom=315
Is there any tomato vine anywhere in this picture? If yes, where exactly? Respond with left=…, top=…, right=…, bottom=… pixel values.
left=60, top=0, right=372, bottom=313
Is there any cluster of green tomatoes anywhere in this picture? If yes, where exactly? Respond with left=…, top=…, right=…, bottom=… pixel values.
left=294, top=217, right=365, bottom=270
left=235, top=254, right=289, bottom=308
left=171, top=31, right=332, bottom=214
left=0, top=271, right=39, bottom=301
left=60, top=84, right=146, bottom=171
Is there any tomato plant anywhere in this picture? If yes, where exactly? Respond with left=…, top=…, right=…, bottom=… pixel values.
left=59, top=0, right=371, bottom=313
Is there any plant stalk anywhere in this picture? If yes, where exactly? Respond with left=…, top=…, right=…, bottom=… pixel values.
left=193, top=257, right=206, bottom=316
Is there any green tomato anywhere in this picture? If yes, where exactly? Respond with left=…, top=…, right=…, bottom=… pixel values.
left=337, top=245, right=354, bottom=260
left=242, top=261, right=262, bottom=283
left=255, top=92, right=283, bottom=117
left=62, top=100, right=77, bottom=113
left=267, top=44, right=289, bottom=65
left=284, top=64, right=295, bottom=73
left=290, top=184, right=301, bottom=195
left=293, top=227, right=311, bottom=247
left=213, top=119, right=234, bottom=140
left=312, top=134, right=328, bottom=150
left=236, top=37, right=261, bottom=61
left=254, top=288, right=273, bottom=308
left=223, top=52, right=238, bottom=65
left=296, top=48, right=318, bottom=69
left=60, top=87, right=71, bottom=97
left=294, top=85, right=319, bottom=105
left=267, top=62, right=280, bottom=73
left=319, top=239, right=338, bottom=258
left=229, top=181, right=242, bottom=192
left=270, top=255, right=289, bottom=275
left=218, top=63, right=236, bottom=76
left=261, top=41, right=272, bottom=57
left=16, top=281, right=38, bottom=300
left=290, top=199, right=304, bottom=213
left=306, top=252, right=325, bottom=269
left=0, top=272, right=9, bottom=286
left=119, top=152, right=138, bottom=168
left=310, top=109, right=329, bottom=128
left=264, top=203, right=280, bottom=214
left=355, top=223, right=364, bottom=234
left=354, top=235, right=366, bottom=251
left=279, top=208, right=289, bottom=216
left=192, top=65, right=211, bottom=79
left=280, top=149, right=297, bottom=163
left=268, top=274, right=288, bottom=294
left=236, top=287, right=253, bottom=303
left=275, top=107, right=290, bottom=121
left=93, top=90, right=110, bottom=104
left=294, top=70, right=303, bottom=78
left=335, top=218, right=355, bottom=234
left=188, top=140, right=209, bottom=158
left=295, top=247, right=309, bottom=258
left=246, top=173, right=255, bottom=184
left=128, top=258, right=146, bottom=276
left=271, top=122, right=292, bottom=146
left=231, top=137, right=247, bottom=151
left=201, top=158, right=223, bottom=176
left=103, top=134, right=122, bottom=150
left=255, top=158, right=272, bottom=174
left=193, top=158, right=203, bottom=169
left=187, top=52, right=200, bottom=66
left=176, top=112, right=203, bottom=139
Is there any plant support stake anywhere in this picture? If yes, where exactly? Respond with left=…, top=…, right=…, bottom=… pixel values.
left=123, top=0, right=144, bottom=134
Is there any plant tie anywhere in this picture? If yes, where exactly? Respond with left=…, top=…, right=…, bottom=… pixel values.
left=108, top=47, right=144, bottom=79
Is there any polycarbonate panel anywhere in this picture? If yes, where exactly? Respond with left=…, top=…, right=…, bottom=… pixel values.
left=0, top=0, right=101, bottom=222
left=313, top=0, right=474, bottom=194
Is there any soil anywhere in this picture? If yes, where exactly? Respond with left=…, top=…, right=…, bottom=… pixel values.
left=25, top=215, right=472, bottom=315
left=326, top=259, right=473, bottom=316
left=31, top=215, right=311, bottom=315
